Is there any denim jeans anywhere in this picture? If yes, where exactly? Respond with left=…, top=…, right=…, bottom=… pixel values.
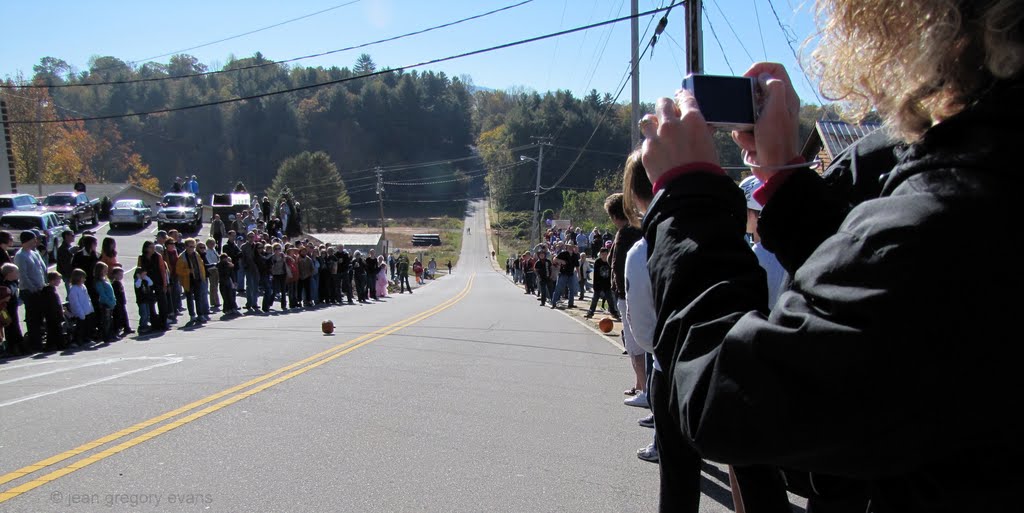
left=245, top=270, right=260, bottom=307
left=197, top=279, right=210, bottom=315
left=139, top=303, right=151, bottom=327
left=551, top=274, right=578, bottom=306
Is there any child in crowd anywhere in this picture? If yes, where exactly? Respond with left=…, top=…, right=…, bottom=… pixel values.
left=134, top=268, right=156, bottom=332
left=42, top=271, right=68, bottom=350
left=1, top=263, right=24, bottom=355
left=94, top=262, right=116, bottom=342
left=110, top=266, right=133, bottom=336
left=68, top=269, right=95, bottom=347
left=217, top=253, right=238, bottom=314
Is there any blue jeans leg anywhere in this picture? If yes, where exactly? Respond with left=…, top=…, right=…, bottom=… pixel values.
left=246, top=271, right=260, bottom=307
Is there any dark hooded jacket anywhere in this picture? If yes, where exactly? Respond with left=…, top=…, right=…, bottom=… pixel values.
left=642, top=82, right=1023, bottom=513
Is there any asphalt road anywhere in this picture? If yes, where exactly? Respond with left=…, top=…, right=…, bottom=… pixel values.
left=0, top=201, right=796, bottom=512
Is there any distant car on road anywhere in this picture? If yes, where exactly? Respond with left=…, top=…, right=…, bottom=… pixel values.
left=0, top=193, right=42, bottom=218
left=41, top=191, right=99, bottom=232
left=109, top=199, right=153, bottom=229
left=157, top=192, right=202, bottom=232
left=0, top=211, right=70, bottom=263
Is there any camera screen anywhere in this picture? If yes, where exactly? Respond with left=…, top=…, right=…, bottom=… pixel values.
left=684, top=75, right=756, bottom=128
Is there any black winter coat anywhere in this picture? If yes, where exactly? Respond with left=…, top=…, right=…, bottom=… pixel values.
left=642, top=83, right=1022, bottom=512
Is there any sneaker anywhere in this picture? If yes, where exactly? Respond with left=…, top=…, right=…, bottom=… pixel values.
left=584, top=311, right=595, bottom=318
left=637, top=443, right=659, bottom=463
left=624, top=392, right=649, bottom=408
left=638, top=413, right=655, bottom=428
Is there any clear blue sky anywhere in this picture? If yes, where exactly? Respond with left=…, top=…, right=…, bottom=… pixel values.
left=0, top=0, right=823, bottom=106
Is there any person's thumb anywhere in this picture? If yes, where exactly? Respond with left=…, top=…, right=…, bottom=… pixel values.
left=758, top=73, right=789, bottom=116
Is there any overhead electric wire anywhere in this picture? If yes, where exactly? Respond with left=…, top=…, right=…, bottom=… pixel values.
left=131, top=0, right=363, bottom=64
left=765, top=0, right=825, bottom=104
left=539, top=1, right=679, bottom=195
left=701, top=3, right=737, bottom=74
left=5, top=4, right=674, bottom=125
left=6, top=1, right=534, bottom=90
left=711, top=0, right=755, bottom=63
left=752, top=0, right=769, bottom=60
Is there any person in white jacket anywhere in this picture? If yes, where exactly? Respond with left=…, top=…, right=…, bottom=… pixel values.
left=67, top=269, right=95, bottom=347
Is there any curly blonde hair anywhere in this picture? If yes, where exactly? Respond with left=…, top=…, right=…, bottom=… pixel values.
left=812, top=0, right=1024, bottom=141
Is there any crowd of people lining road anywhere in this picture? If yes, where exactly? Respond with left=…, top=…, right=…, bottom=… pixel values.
left=0, top=184, right=453, bottom=358
left=504, top=1, right=1021, bottom=510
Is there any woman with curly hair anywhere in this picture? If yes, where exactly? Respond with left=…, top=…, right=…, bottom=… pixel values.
left=638, top=1, right=1024, bottom=512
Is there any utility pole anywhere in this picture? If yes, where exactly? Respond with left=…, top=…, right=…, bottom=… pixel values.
left=375, top=167, right=386, bottom=254
left=685, top=0, right=704, bottom=74
left=630, top=0, right=641, bottom=148
left=528, top=136, right=551, bottom=246
left=35, top=101, right=44, bottom=196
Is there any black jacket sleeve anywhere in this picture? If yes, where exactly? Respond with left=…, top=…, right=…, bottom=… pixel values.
left=644, top=164, right=1022, bottom=481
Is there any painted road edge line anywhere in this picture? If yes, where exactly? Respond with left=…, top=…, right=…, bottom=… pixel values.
left=0, top=276, right=474, bottom=488
left=0, top=274, right=475, bottom=503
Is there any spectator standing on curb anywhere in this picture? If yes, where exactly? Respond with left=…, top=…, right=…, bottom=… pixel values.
left=134, top=268, right=155, bottom=332
left=210, top=215, right=226, bottom=251
left=635, top=1, right=1024, bottom=509
left=204, top=238, right=221, bottom=311
left=175, top=238, right=209, bottom=324
left=397, top=254, right=412, bottom=294
left=412, top=258, right=424, bottom=285
left=533, top=250, right=553, bottom=306
left=94, top=262, right=116, bottom=342
left=15, top=231, right=52, bottom=353
left=585, top=249, right=617, bottom=319
left=56, top=231, right=76, bottom=295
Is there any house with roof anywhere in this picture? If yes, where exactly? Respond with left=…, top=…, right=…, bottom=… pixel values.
left=34, top=183, right=163, bottom=205
left=801, top=120, right=883, bottom=173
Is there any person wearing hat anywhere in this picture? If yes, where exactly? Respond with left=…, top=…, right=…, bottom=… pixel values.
left=14, top=230, right=54, bottom=352
left=739, top=175, right=786, bottom=310
left=533, top=249, right=553, bottom=306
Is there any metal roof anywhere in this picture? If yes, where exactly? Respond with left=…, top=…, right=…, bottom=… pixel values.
left=817, top=120, right=882, bottom=159
left=315, top=233, right=382, bottom=247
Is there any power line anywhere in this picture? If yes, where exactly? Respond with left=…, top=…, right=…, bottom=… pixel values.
left=701, top=3, right=736, bottom=74
left=5, top=4, right=675, bottom=125
left=539, top=1, right=680, bottom=195
left=132, top=0, right=363, bottom=64
left=752, top=0, right=769, bottom=60
left=8, top=1, right=533, bottom=90
left=547, top=144, right=628, bottom=157
left=765, top=0, right=825, bottom=104
left=711, top=0, right=755, bottom=63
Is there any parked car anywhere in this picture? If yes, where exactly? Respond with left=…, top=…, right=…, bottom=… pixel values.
left=0, top=211, right=70, bottom=263
left=0, top=193, right=42, bottom=217
left=41, top=191, right=99, bottom=232
left=157, top=193, right=202, bottom=232
left=109, top=199, right=153, bottom=228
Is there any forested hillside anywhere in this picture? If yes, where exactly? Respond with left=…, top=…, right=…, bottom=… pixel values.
left=2, top=51, right=832, bottom=225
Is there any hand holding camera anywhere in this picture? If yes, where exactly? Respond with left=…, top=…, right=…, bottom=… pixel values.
left=640, top=62, right=803, bottom=185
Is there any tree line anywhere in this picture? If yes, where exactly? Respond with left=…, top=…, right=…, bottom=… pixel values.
left=3, top=51, right=837, bottom=230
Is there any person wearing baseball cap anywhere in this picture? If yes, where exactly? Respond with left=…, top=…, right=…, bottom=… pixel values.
left=739, top=175, right=786, bottom=311
left=14, top=230, right=55, bottom=352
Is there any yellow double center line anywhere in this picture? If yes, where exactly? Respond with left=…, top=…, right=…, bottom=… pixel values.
left=0, top=274, right=475, bottom=503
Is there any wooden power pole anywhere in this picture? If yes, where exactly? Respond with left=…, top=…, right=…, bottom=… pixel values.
left=685, top=0, right=704, bottom=74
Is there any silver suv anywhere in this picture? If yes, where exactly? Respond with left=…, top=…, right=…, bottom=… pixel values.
left=0, top=211, right=70, bottom=263
left=157, top=193, right=202, bottom=232
left=0, top=193, right=41, bottom=217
